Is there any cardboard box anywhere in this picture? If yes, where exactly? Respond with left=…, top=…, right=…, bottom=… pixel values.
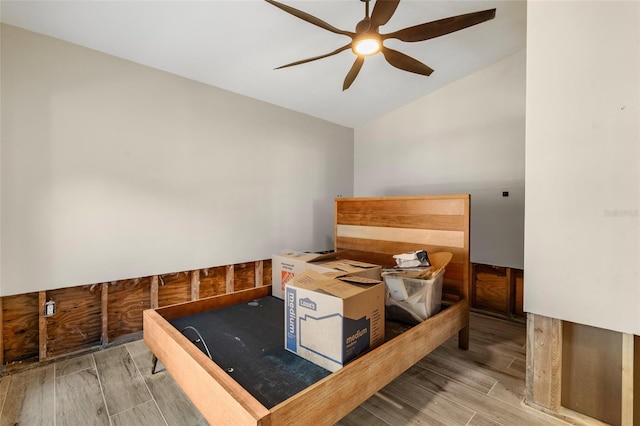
left=271, top=251, right=381, bottom=299
left=284, top=269, right=385, bottom=372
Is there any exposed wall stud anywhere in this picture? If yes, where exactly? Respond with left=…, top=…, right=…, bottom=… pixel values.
left=150, top=276, right=159, bottom=309
left=622, top=333, right=634, bottom=425
left=226, top=265, right=234, bottom=293
left=254, top=261, right=263, bottom=287
left=101, top=283, right=108, bottom=346
left=191, top=270, right=200, bottom=301
left=506, top=267, right=514, bottom=318
left=470, top=263, right=477, bottom=307
left=0, top=297, right=4, bottom=365
left=38, top=291, right=48, bottom=361
left=526, top=313, right=562, bottom=411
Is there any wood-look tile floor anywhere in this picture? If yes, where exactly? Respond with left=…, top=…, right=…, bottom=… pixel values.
left=0, top=313, right=571, bottom=425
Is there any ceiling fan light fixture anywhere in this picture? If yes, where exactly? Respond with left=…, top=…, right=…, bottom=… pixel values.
left=354, top=36, right=381, bottom=56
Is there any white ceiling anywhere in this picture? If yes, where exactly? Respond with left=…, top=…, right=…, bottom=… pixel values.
left=0, top=0, right=526, bottom=128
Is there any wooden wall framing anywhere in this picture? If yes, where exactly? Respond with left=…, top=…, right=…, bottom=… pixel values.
left=526, top=313, right=637, bottom=426
left=0, top=260, right=272, bottom=367
left=1, top=240, right=510, bottom=370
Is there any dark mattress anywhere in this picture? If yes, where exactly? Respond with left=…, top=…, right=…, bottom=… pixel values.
left=168, top=296, right=331, bottom=408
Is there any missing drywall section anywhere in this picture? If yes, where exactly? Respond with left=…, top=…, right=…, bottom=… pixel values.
left=0, top=259, right=273, bottom=368
left=561, top=321, right=622, bottom=425
left=471, top=263, right=524, bottom=321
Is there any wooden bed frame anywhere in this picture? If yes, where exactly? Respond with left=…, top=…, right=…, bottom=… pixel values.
left=143, top=194, right=470, bottom=425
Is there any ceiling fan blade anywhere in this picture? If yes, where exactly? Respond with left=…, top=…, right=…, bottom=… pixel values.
left=370, top=0, right=401, bottom=29
left=265, top=0, right=354, bottom=37
left=343, top=57, right=365, bottom=91
left=275, top=44, right=352, bottom=69
left=381, top=47, right=434, bottom=76
left=383, top=9, right=496, bottom=42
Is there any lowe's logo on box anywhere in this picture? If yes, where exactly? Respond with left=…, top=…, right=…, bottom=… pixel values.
left=285, top=288, right=297, bottom=352
left=299, top=297, right=317, bottom=311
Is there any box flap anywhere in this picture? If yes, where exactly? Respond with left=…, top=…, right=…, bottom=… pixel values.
left=320, top=260, right=377, bottom=274
left=278, top=250, right=352, bottom=263
left=317, top=280, right=365, bottom=299
left=307, top=250, right=348, bottom=263
left=291, top=269, right=335, bottom=291
left=279, top=251, right=324, bottom=262
left=429, top=252, right=453, bottom=270
left=337, top=276, right=382, bottom=286
left=338, top=260, right=377, bottom=269
left=317, top=275, right=382, bottom=299
left=291, top=270, right=381, bottom=299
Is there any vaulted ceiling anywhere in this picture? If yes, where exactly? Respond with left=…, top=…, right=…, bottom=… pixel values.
left=1, top=0, right=527, bottom=128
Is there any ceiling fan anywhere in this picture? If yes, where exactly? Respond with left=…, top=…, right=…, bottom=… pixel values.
left=265, top=0, right=496, bottom=90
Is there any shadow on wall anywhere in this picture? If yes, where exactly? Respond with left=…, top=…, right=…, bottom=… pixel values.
left=313, top=197, right=338, bottom=252
left=383, top=180, right=524, bottom=269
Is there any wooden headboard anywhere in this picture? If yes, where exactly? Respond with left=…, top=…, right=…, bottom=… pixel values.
left=334, top=194, right=470, bottom=301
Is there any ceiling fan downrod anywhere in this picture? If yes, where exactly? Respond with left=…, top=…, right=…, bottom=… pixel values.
left=356, top=0, right=372, bottom=34
left=362, top=0, right=370, bottom=17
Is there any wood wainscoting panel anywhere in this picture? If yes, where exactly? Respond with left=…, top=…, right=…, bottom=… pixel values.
left=2, top=292, right=39, bottom=364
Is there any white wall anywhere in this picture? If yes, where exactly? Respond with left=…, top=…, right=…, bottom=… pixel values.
left=354, top=49, right=526, bottom=268
left=0, top=24, right=354, bottom=296
left=524, top=1, right=639, bottom=334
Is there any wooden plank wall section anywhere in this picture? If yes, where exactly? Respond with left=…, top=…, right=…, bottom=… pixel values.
left=335, top=195, right=470, bottom=302
left=0, top=259, right=272, bottom=368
